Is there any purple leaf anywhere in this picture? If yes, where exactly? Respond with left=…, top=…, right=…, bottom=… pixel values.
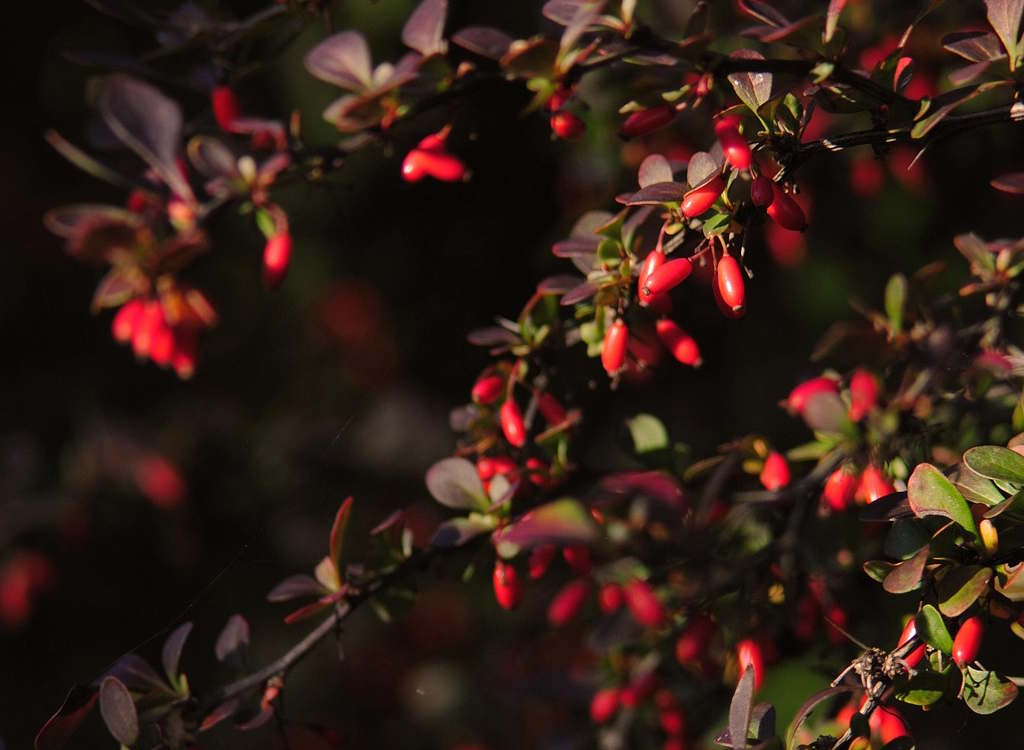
left=687, top=151, right=721, bottom=189
left=199, top=699, right=240, bottom=732
left=34, top=686, right=98, bottom=750
left=558, top=1, right=606, bottom=53
left=44, top=130, right=136, bottom=190
left=942, top=30, right=1007, bottom=62
left=304, top=31, right=374, bottom=91
left=494, top=498, right=599, bottom=548
left=431, top=516, right=495, bottom=547
left=426, top=457, right=489, bottom=510
left=98, top=677, right=138, bottom=746
left=538, top=274, right=584, bottom=294
left=638, top=154, right=674, bottom=188
left=626, top=182, right=687, bottom=205
left=542, top=0, right=589, bottom=24
left=104, top=654, right=165, bottom=693
left=991, top=172, right=1024, bottom=194
left=43, top=205, right=141, bottom=239
left=824, top=0, right=847, bottom=43
left=728, top=49, right=772, bottom=113
left=402, top=0, right=448, bottom=57
left=949, top=61, right=993, bottom=86
left=594, top=471, right=686, bottom=509
left=560, top=281, right=599, bottom=306
left=236, top=705, right=275, bottom=731
left=736, top=0, right=789, bottom=27
left=985, top=0, right=1024, bottom=59
left=267, top=574, right=325, bottom=603
left=451, top=26, right=513, bottom=60
left=467, top=326, right=519, bottom=346
left=882, top=544, right=930, bottom=593
left=186, top=136, right=238, bottom=179
left=97, top=75, right=192, bottom=201
left=214, top=614, right=250, bottom=667
left=370, top=509, right=405, bottom=535
left=552, top=236, right=600, bottom=258
left=329, top=497, right=354, bottom=574
left=161, top=622, right=192, bottom=683
left=729, top=665, right=756, bottom=750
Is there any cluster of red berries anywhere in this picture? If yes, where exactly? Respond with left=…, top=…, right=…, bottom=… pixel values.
left=591, top=683, right=688, bottom=750
left=111, top=299, right=201, bottom=379
left=790, top=577, right=849, bottom=646
left=401, top=128, right=468, bottom=183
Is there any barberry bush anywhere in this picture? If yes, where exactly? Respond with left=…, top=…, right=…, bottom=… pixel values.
left=9, top=0, right=1024, bottom=748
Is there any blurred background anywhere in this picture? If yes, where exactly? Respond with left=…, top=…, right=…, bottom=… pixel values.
left=4, top=1, right=1024, bottom=748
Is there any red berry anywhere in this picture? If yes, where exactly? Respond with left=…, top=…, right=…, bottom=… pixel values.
left=952, top=616, right=984, bottom=667
left=659, top=706, right=687, bottom=736
left=856, top=464, right=894, bottom=505
left=547, top=86, right=572, bottom=112
left=112, top=299, right=145, bottom=344
left=526, top=457, right=551, bottom=486
left=500, top=398, right=527, bottom=448
left=681, top=176, right=725, bottom=218
left=211, top=85, right=241, bottom=131
left=637, top=250, right=666, bottom=306
left=736, top=639, right=765, bottom=691
left=628, top=326, right=665, bottom=367
left=601, top=320, right=629, bottom=374
left=562, top=545, right=592, bottom=575
left=876, top=705, right=910, bottom=744
left=402, top=149, right=467, bottom=182
left=624, top=579, right=665, bottom=628
left=643, top=258, right=693, bottom=297
left=750, top=176, right=774, bottom=207
left=897, top=618, right=927, bottom=668
left=716, top=254, right=745, bottom=312
left=132, top=301, right=164, bottom=359
left=759, top=451, right=791, bottom=491
left=598, top=583, right=624, bottom=613
left=848, top=369, right=879, bottom=421
left=822, top=466, right=858, bottom=512
left=655, top=319, right=701, bottom=366
left=675, top=615, right=715, bottom=664
left=590, top=688, right=620, bottom=724
left=850, top=154, right=885, bottom=198
left=787, top=376, right=839, bottom=414
left=529, top=544, right=556, bottom=580
left=550, top=111, right=585, bottom=140
left=766, top=184, right=808, bottom=231
left=536, top=391, right=567, bottom=425
left=547, top=578, right=591, bottom=626
left=471, top=374, right=504, bottom=404
left=620, top=104, right=675, bottom=138
left=492, top=560, right=522, bottom=610
left=714, top=116, right=751, bottom=170
left=149, top=320, right=176, bottom=367
left=263, top=232, right=292, bottom=289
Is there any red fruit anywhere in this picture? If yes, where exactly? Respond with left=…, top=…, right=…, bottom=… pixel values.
left=416, top=130, right=449, bottom=152
left=716, top=254, right=745, bottom=312
left=563, top=545, right=592, bottom=575
left=786, top=376, right=839, bottom=414
left=856, top=464, right=894, bottom=505
left=766, top=185, right=807, bottom=231
left=601, top=320, right=629, bottom=374
left=590, top=688, right=620, bottom=724
left=547, top=86, right=572, bottom=112
left=492, top=560, right=522, bottom=610
left=527, top=458, right=550, bottom=486
left=536, top=391, right=567, bottom=425
left=638, top=250, right=666, bottom=305
left=681, top=176, right=725, bottom=218
left=211, top=85, right=241, bottom=131
left=628, top=326, right=665, bottom=367
left=897, top=618, right=927, bottom=668
left=263, top=232, right=292, bottom=289
left=624, top=579, right=666, bottom=628
left=663, top=740, right=687, bottom=750
left=547, top=578, right=591, bottom=626
left=952, top=616, right=984, bottom=667
left=822, top=466, right=858, bottom=512
left=736, top=639, right=765, bottom=691
left=850, top=154, right=885, bottom=198
left=135, top=455, right=185, bottom=509
left=550, top=111, right=585, bottom=140
left=599, top=583, right=624, bottom=613
left=750, top=176, right=774, bottom=207
left=529, top=544, right=556, bottom=580
left=132, top=301, right=164, bottom=359
left=620, top=104, right=675, bottom=138
left=654, top=319, right=701, bottom=366
left=471, top=374, right=504, bottom=404
left=126, top=190, right=150, bottom=213
left=620, top=671, right=657, bottom=707
left=500, top=398, right=526, bottom=448
left=876, top=706, right=910, bottom=744
left=848, top=369, right=879, bottom=421
left=675, top=615, right=715, bottom=664
left=714, top=116, right=751, bottom=170
left=401, top=149, right=467, bottom=182
left=643, top=258, right=693, bottom=297
left=759, top=451, right=791, bottom=491
left=660, top=706, right=687, bottom=736
left=112, top=299, right=145, bottom=343
left=149, top=320, right=176, bottom=367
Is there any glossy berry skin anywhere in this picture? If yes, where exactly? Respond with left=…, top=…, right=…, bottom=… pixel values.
left=675, top=615, right=714, bottom=665
left=624, top=579, right=666, bottom=628
left=856, top=464, right=895, bottom=504
left=637, top=250, right=666, bottom=305
left=550, top=111, right=585, bottom=140
left=528, top=544, right=556, bottom=580
left=477, top=456, right=517, bottom=482
left=766, top=185, right=808, bottom=231
left=643, top=258, right=693, bottom=297
left=787, top=376, right=839, bottom=414
left=500, top=398, right=526, bottom=448
left=471, top=374, right=504, bottom=404
left=750, top=175, right=774, bottom=207
left=562, top=545, right=592, bottom=575
left=401, top=149, right=467, bottom=182
left=547, top=578, right=591, bottom=626
left=897, top=618, right=927, bottom=668
left=598, top=583, right=624, bottom=613
left=759, top=451, right=791, bottom=491
left=848, top=369, right=879, bottom=421
left=736, top=639, right=765, bottom=691
left=211, top=85, right=241, bottom=131
left=112, top=299, right=145, bottom=343
left=714, top=116, right=751, bottom=170
left=952, top=616, right=984, bottom=667
left=536, top=391, right=567, bottom=425
left=132, top=301, right=164, bottom=359
left=492, top=560, right=522, bottom=610
left=547, top=86, right=572, bottom=112
left=590, top=688, right=620, bottom=724
left=655, top=319, right=701, bottom=366
left=716, top=254, right=745, bottom=312
left=601, top=320, right=629, bottom=374
left=620, top=104, right=675, bottom=138
left=682, top=176, right=725, bottom=218
left=263, top=232, right=292, bottom=289
left=822, top=466, right=858, bottom=512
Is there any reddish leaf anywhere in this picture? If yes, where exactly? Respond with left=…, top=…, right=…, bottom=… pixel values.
left=985, top=0, right=1024, bottom=59
left=991, top=172, right=1024, bottom=193
left=560, top=280, right=599, bottom=306
left=98, top=676, right=139, bottom=746
left=199, top=698, right=240, bottom=732
left=161, top=622, right=192, bottom=684
left=494, top=498, right=599, bottom=548
left=687, top=151, right=722, bottom=188
left=451, top=26, right=514, bottom=60
left=402, top=0, right=448, bottom=57
left=104, top=654, right=166, bottom=693
left=329, top=496, right=354, bottom=576
left=942, top=30, right=1007, bottom=62
left=214, top=614, right=250, bottom=667
left=267, top=574, right=326, bottom=603
left=824, top=0, right=847, bottom=43
left=736, top=0, right=789, bottom=27
left=625, top=182, right=687, bottom=205
left=34, top=686, right=98, bottom=750
left=537, top=274, right=585, bottom=294
left=305, top=31, right=374, bottom=91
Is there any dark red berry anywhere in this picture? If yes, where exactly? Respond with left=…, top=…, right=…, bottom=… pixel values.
left=682, top=176, right=725, bottom=218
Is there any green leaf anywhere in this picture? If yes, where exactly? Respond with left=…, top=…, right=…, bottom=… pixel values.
left=963, top=446, right=1024, bottom=485
left=907, top=464, right=979, bottom=542
left=883, top=519, right=931, bottom=560
left=494, top=498, right=599, bottom=548
left=895, top=669, right=948, bottom=706
left=938, top=566, right=992, bottom=617
left=884, top=273, right=907, bottom=334
left=255, top=207, right=276, bottom=240
left=915, top=604, right=953, bottom=654
left=955, top=464, right=1005, bottom=506
left=883, top=545, right=930, bottom=593
left=702, top=212, right=732, bottom=237
left=627, top=413, right=669, bottom=455
left=863, top=559, right=895, bottom=583
left=961, top=664, right=1019, bottom=714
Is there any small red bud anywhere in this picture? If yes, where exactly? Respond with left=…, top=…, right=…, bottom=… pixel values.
left=750, top=176, right=774, bottom=207
left=856, top=464, right=894, bottom=505
left=620, top=104, right=675, bottom=138
left=601, top=320, right=629, bottom=374
left=263, top=232, right=292, bottom=289
left=655, top=319, right=701, bottom=366
left=952, top=615, right=984, bottom=667
left=211, top=85, right=241, bottom=131
left=736, top=638, right=765, bottom=691
left=714, top=116, right=751, bottom=170
left=598, top=583, right=624, bottom=613
left=132, top=301, right=164, bottom=359
left=822, top=465, right=858, bottom=512
left=716, top=254, right=745, bottom=312
left=759, top=451, right=791, bottom=491
left=547, top=578, right=591, bottom=626
left=562, top=545, right=592, bottom=575
left=643, top=257, right=693, bottom=297
left=590, top=688, right=620, bottom=724
left=624, top=579, right=666, bottom=628
left=500, top=398, right=526, bottom=448
left=681, top=176, right=725, bottom=218
left=550, top=110, right=585, bottom=140
left=766, top=184, right=808, bottom=231
left=848, top=369, right=879, bottom=421
left=471, top=374, right=505, bottom=404
left=529, top=544, right=556, bottom=580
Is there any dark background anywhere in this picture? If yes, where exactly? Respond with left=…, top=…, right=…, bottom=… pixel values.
left=3, top=1, right=1024, bottom=748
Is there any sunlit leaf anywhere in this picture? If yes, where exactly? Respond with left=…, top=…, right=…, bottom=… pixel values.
left=985, top=0, right=1024, bottom=60
left=728, top=666, right=755, bottom=749
left=305, top=31, right=374, bottom=91
left=161, top=622, right=192, bottom=684
left=991, top=172, right=1024, bottom=193
left=964, top=445, right=1024, bottom=485
left=425, top=457, right=489, bottom=510
left=942, top=30, right=1007, bottom=61
left=329, top=497, right=354, bottom=575
left=907, top=463, right=979, bottom=541
left=883, top=545, right=930, bottom=593
left=638, top=153, right=674, bottom=188
left=915, top=604, right=953, bottom=654
left=402, top=0, right=448, bottom=57
left=727, top=49, right=772, bottom=113
left=98, top=676, right=138, bottom=746
left=495, top=498, right=598, bottom=547
left=267, top=574, right=325, bottom=603
left=824, top=0, right=847, bottom=43
left=451, top=26, right=513, bottom=60
left=938, top=565, right=992, bottom=617
left=627, top=414, right=669, bottom=455
left=961, top=664, right=1019, bottom=714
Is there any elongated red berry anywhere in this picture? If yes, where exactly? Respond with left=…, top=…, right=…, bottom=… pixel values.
left=536, top=391, right=567, bottom=425
left=112, top=299, right=145, bottom=343
left=766, top=184, right=807, bottom=231
left=211, top=85, right=241, bottom=131
left=500, top=398, right=526, bottom=448
left=682, top=176, right=725, bottom=218
left=492, top=560, right=522, bottom=610
left=897, top=618, right=927, bottom=668
left=787, top=376, right=839, bottom=414
left=624, top=579, right=665, bottom=628
left=822, top=465, right=858, bottom=512
left=263, top=232, right=292, bottom=289
left=548, top=578, right=591, bottom=626
left=590, top=688, right=620, bottom=724
left=132, top=301, right=164, bottom=359
left=471, top=374, right=504, bottom=404
left=620, top=104, right=675, bottom=138
left=529, top=544, right=556, bottom=580
left=149, top=320, right=176, bottom=367
left=714, top=116, right=751, bottom=170
left=659, top=706, right=686, bottom=736
left=856, top=464, right=894, bottom=504
left=599, top=583, right=624, bottom=613
left=736, top=639, right=765, bottom=691
left=644, top=258, right=693, bottom=297
left=402, top=149, right=467, bottom=182
left=563, top=545, right=592, bottom=575
left=602, top=320, right=629, bottom=374
left=952, top=616, right=984, bottom=667
left=716, top=254, right=745, bottom=312
left=750, top=176, right=774, bottom=207
left=655, top=319, right=701, bottom=366
left=675, top=615, right=715, bottom=664
left=638, top=250, right=666, bottom=305
left=848, top=369, right=879, bottom=421
left=550, top=111, right=585, bottom=140
left=759, top=452, right=790, bottom=491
